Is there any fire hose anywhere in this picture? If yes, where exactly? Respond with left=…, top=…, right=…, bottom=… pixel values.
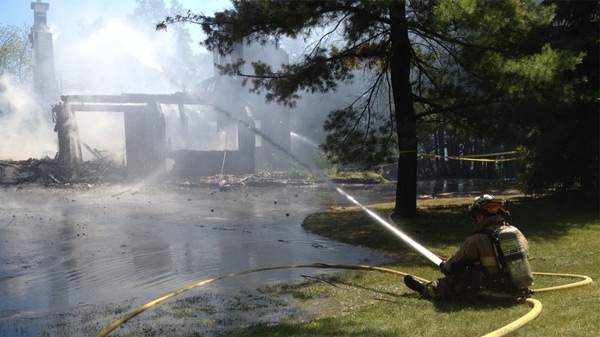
left=94, top=263, right=592, bottom=337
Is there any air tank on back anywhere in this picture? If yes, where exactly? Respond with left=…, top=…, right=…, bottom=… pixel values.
left=497, top=226, right=534, bottom=289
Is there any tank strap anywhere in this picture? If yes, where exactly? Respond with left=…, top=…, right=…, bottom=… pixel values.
left=477, top=228, right=501, bottom=260
left=476, top=227, right=509, bottom=279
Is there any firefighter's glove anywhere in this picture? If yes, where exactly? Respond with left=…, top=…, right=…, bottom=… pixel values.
left=439, top=261, right=448, bottom=275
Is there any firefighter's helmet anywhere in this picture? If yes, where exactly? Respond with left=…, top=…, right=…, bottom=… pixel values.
left=468, top=194, right=510, bottom=220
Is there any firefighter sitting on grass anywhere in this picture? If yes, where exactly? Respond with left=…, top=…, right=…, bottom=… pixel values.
left=404, top=194, right=533, bottom=301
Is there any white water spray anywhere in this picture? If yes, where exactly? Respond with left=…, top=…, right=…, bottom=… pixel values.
left=328, top=183, right=443, bottom=266
left=285, top=132, right=442, bottom=265
left=290, top=131, right=320, bottom=148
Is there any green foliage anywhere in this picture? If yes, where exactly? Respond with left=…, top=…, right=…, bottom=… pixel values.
left=517, top=0, right=599, bottom=199
left=0, top=24, right=34, bottom=85
left=321, top=107, right=397, bottom=169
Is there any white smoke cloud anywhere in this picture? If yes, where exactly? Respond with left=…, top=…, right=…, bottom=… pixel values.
left=56, top=19, right=186, bottom=95
left=0, top=75, right=57, bottom=160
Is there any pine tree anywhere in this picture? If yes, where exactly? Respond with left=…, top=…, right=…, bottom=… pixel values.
left=158, top=0, right=581, bottom=216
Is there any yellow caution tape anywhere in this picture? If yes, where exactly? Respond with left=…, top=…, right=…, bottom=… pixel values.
left=418, top=152, right=519, bottom=162
left=395, top=150, right=521, bottom=162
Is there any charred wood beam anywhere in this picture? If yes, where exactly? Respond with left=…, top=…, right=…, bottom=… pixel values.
left=177, top=103, right=190, bottom=147
left=66, top=104, right=146, bottom=113
left=61, top=93, right=211, bottom=106
left=83, top=142, right=105, bottom=160
left=53, top=102, right=81, bottom=179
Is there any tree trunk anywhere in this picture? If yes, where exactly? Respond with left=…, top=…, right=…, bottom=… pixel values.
left=446, top=137, right=459, bottom=178
left=436, top=129, right=449, bottom=178
left=390, top=2, right=417, bottom=217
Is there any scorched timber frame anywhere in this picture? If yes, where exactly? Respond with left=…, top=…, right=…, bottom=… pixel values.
left=53, top=92, right=256, bottom=180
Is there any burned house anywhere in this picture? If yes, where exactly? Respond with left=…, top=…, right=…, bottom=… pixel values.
left=52, top=47, right=291, bottom=180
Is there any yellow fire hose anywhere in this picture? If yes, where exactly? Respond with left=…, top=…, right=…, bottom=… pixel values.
left=94, top=263, right=592, bottom=337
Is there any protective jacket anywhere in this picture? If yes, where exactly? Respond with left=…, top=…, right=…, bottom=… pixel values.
left=440, top=215, right=529, bottom=298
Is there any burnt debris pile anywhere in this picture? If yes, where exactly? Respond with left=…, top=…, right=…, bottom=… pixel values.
left=0, top=157, right=123, bottom=186
left=175, top=171, right=313, bottom=190
left=0, top=158, right=300, bottom=188
left=0, top=157, right=384, bottom=189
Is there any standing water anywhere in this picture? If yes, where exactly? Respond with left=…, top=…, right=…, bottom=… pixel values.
left=0, top=183, right=395, bottom=335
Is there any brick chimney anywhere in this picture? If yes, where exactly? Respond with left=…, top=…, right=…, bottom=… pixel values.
left=30, top=0, right=58, bottom=109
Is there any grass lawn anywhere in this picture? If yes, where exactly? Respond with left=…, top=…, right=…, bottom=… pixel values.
left=227, top=194, right=599, bottom=337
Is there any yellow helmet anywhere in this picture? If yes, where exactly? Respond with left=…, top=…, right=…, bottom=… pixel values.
left=468, top=194, right=510, bottom=221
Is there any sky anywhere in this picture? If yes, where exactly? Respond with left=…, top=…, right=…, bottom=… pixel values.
left=0, top=0, right=231, bottom=42
left=0, top=0, right=231, bottom=25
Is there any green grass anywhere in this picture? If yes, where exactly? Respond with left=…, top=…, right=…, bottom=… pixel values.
left=226, top=195, right=599, bottom=337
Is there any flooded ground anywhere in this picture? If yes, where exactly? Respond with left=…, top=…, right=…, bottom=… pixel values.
left=0, top=182, right=400, bottom=336
left=0, top=179, right=518, bottom=336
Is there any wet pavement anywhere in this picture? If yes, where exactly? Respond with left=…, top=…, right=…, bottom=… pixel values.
left=0, top=183, right=399, bottom=335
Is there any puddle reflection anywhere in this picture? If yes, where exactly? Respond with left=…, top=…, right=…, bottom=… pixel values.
left=0, top=185, right=393, bottom=321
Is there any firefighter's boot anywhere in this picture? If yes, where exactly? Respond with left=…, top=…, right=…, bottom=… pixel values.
left=404, top=275, right=425, bottom=294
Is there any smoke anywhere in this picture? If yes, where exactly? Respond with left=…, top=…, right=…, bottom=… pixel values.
left=0, top=75, right=56, bottom=160
left=75, top=111, right=126, bottom=162
left=56, top=19, right=195, bottom=95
